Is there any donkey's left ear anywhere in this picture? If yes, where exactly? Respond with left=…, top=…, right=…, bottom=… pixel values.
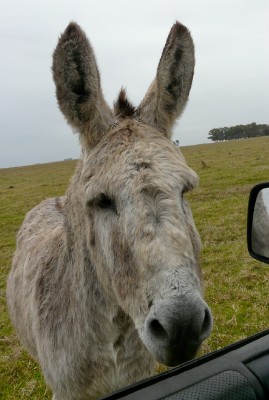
left=137, top=22, right=195, bottom=137
left=52, top=22, right=114, bottom=149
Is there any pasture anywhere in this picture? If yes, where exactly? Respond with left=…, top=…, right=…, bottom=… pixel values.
left=1, top=136, right=269, bottom=399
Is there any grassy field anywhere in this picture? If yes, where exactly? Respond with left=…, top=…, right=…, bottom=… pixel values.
left=1, top=136, right=269, bottom=398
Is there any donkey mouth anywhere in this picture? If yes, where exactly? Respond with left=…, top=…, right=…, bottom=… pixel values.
left=154, top=340, right=201, bottom=367
left=142, top=293, right=213, bottom=367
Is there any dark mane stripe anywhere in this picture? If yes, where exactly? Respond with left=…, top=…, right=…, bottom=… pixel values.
left=114, top=88, right=136, bottom=117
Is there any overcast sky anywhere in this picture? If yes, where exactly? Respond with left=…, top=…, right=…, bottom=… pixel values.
left=0, top=0, right=268, bottom=168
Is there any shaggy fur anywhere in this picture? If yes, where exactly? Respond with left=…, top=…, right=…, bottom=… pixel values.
left=114, top=89, right=136, bottom=117
left=7, top=21, right=212, bottom=400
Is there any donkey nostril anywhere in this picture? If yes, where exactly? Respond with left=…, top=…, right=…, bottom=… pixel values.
left=150, top=319, right=168, bottom=341
left=201, top=308, right=212, bottom=339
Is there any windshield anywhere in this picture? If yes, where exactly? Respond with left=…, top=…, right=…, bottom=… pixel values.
left=1, top=2, right=269, bottom=399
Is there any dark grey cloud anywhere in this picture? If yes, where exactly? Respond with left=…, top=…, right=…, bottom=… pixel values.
left=0, top=0, right=268, bottom=167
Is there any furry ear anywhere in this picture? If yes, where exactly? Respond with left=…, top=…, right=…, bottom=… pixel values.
left=52, top=22, right=114, bottom=149
left=137, top=22, right=195, bottom=137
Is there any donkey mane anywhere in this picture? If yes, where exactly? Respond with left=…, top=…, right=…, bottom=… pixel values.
left=114, top=88, right=136, bottom=118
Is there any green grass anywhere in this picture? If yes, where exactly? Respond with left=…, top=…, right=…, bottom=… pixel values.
left=184, top=138, right=269, bottom=352
left=0, top=161, right=75, bottom=400
left=1, top=137, right=269, bottom=398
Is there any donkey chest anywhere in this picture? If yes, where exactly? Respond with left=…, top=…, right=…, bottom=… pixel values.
left=87, top=328, right=155, bottom=398
left=114, top=327, right=154, bottom=382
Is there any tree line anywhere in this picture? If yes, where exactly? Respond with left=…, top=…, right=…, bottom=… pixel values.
left=208, top=123, right=269, bottom=142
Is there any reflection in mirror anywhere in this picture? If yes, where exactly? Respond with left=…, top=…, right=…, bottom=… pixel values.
left=252, top=188, right=269, bottom=258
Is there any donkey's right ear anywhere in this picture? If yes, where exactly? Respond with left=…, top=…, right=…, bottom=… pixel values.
left=137, top=22, right=195, bottom=137
left=52, top=22, right=114, bottom=149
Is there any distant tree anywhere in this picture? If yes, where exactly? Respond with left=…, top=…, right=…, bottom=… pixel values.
left=208, top=123, right=269, bottom=141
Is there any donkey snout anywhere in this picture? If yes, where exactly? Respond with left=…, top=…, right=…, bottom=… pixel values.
left=144, top=293, right=213, bottom=367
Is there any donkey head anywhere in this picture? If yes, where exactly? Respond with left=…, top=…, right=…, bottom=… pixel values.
left=53, top=22, right=212, bottom=367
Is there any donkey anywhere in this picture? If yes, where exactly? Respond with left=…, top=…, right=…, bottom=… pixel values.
left=7, top=21, right=213, bottom=400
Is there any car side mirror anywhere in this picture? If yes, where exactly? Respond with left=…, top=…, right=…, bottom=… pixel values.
left=248, top=182, right=269, bottom=264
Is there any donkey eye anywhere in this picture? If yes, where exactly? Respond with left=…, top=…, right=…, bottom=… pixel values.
left=181, top=182, right=194, bottom=197
left=181, top=186, right=188, bottom=197
left=97, top=193, right=117, bottom=212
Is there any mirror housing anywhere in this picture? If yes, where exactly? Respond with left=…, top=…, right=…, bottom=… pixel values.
left=247, top=182, right=269, bottom=264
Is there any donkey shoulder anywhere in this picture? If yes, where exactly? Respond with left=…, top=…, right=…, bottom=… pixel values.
left=17, top=196, right=67, bottom=244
